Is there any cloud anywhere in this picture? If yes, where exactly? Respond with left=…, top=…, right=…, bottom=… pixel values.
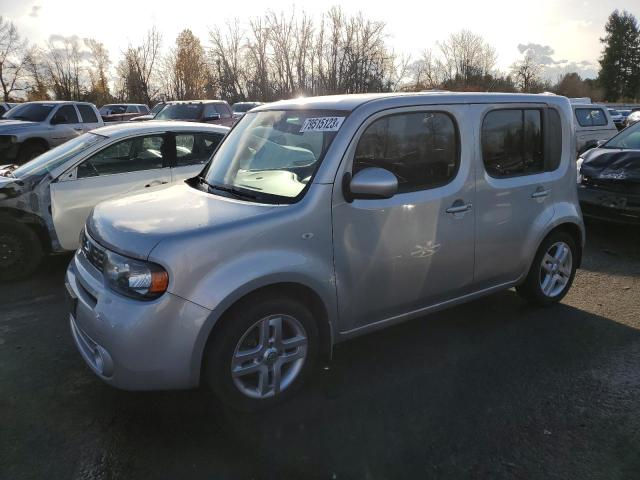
left=517, top=43, right=566, bottom=65
left=29, top=5, right=41, bottom=18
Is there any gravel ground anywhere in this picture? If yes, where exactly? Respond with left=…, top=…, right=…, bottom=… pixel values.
left=1, top=220, right=639, bottom=480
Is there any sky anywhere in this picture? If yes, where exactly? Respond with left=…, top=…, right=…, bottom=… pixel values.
left=1, top=0, right=638, bottom=80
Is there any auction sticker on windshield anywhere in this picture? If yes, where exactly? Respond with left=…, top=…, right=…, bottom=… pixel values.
left=299, top=117, right=345, bottom=132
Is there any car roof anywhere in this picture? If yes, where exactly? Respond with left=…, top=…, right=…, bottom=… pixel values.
left=23, top=100, right=95, bottom=105
left=90, top=121, right=230, bottom=138
left=254, top=92, right=573, bottom=113
left=166, top=100, right=226, bottom=105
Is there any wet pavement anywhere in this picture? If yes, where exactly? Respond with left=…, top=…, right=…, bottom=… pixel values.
left=1, top=220, right=640, bottom=479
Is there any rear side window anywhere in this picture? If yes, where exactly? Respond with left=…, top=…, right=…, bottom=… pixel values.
left=77, top=105, right=98, bottom=123
left=353, top=111, right=459, bottom=193
left=575, top=108, right=607, bottom=127
left=215, top=104, right=232, bottom=118
left=175, top=132, right=224, bottom=166
left=482, top=109, right=547, bottom=178
left=55, top=105, right=79, bottom=124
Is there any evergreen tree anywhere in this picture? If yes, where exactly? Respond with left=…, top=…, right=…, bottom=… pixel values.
left=598, top=10, right=640, bottom=101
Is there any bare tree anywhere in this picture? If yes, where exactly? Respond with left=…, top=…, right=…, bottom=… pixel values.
left=245, top=17, right=272, bottom=100
left=511, top=51, right=544, bottom=92
left=117, top=27, right=162, bottom=104
left=209, top=20, right=246, bottom=102
left=43, top=35, right=85, bottom=100
left=0, top=17, right=28, bottom=101
left=439, top=30, right=497, bottom=89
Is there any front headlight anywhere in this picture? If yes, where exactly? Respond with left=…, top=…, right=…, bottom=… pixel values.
left=103, top=250, right=168, bottom=300
left=576, top=157, right=584, bottom=184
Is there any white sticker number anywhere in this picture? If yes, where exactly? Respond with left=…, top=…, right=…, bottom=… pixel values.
left=299, top=116, right=345, bottom=133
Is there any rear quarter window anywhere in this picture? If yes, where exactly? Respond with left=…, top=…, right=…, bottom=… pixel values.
left=575, top=108, right=608, bottom=127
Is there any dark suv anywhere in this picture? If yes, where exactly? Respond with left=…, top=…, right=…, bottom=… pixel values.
left=153, top=100, right=235, bottom=127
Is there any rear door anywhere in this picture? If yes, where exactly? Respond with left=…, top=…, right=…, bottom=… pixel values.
left=171, top=131, right=225, bottom=182
left=76, top=104, right=103, bottom=132
left=50, top=133, right=172, bottom=250
left=473, top=104, right=562, bottom=289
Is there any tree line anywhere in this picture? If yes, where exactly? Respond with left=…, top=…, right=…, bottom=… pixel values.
left=0, top=7, right=637, bottom=106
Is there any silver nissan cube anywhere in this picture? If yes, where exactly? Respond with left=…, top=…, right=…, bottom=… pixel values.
left=66, top=93, right=584, bottom=410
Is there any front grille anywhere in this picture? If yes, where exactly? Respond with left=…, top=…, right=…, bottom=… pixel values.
left=80, top=230, right=106, bottom=272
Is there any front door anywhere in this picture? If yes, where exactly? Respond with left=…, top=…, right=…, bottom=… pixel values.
left=50, top=104, right=84, bottom=146
left=332, top=106, right=475, bottom=333
left=50, top=133, right=171, bottom=250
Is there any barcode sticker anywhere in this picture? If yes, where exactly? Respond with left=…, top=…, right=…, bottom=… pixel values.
left=299, top=117, right=345, bottom=132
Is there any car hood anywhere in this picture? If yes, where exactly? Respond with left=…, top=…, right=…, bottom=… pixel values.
left=581, top=148, right=640, bottom=183
left=87, top=183, right=278, bottom=259
left=0, top=119, right=39, bottom=132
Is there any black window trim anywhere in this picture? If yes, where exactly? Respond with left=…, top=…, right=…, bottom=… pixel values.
left=350, top=109, right=462, bottom=194
left=480, top=106, right=561, bottom=180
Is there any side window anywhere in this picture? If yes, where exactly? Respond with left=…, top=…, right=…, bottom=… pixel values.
left=126, top=105, right=138, bottom=113
left=54, top=105, right=79, bottom=124
left=175, top=132, right=224, bottom=166
left=481, top=109, right=544, bottom=178
left=77, top=134, right=166, bottom=178
left=353, top=111, right=459, bottom=193
left=77, top=105, right=99, bottom=124
left=575, top=108, right=607, bottom=127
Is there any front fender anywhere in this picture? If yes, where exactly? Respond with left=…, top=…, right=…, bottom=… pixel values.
left=173, top=249, right=336, bottom=386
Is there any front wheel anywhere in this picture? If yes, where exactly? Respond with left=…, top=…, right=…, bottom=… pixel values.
left=204, top=295, right=319, bottom=411
left=0, top=222, right=44, bottom=281
left=517, top=231, right=577, bottom=306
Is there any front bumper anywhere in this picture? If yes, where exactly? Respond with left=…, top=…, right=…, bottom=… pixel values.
left=578, top=184, right=640, bottom=225
left=65, top=249, right=212, bottom=390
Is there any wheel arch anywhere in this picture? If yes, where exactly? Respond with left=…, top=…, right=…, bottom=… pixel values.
left=0, top=207, right=53, bottom=253
left=195, top=280, right=333, bottom=386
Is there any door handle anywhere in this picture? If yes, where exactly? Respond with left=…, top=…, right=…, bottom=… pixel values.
left=531, top=188, right=550, bottom=199
left=446, top=202, right=472, bottom=214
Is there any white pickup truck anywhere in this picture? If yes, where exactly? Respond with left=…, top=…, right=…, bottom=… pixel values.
left=0, top=101, right=103, bottom=164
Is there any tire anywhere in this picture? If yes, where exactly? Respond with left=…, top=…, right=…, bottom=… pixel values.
left=516, top=231, right=577, bottom=306
left=17, top=142, right=48, bottom=164
left=204, top=294, right=319, bottom=411
left=0, top=222, right=44, bottom=281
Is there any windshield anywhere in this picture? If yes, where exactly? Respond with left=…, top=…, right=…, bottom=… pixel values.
left=603, top=121, right=640, bottom=149
left=5, top=103, right=55, bottom=122
left=150, top=103, right=164, bottom=115
left=12, top=133, right=105, bottom=178
left=100, top=105, right=127, bottom=115
left=233, top=103, right=257, bottom=113
left=155, top=103, right=203, bottom=120
left=203, top=109, right=348, bottom=203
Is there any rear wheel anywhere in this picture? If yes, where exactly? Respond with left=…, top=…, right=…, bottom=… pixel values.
left=0, top=222, right=44, bottom=281
left=204, top=294, right=318, bottom=411
left=516, top=231, right=577, bottom=306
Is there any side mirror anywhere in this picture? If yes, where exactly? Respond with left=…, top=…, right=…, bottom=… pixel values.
left=344, top=167, right=398, bottom=202
left=51, top=114, right=66, bottom=125
left=204, top=113, right=221, bottom=122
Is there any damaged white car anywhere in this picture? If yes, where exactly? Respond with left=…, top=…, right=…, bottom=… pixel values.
left=0, top=121, right=227, bottom=280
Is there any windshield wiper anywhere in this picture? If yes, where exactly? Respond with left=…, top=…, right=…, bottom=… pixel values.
left=198, top=176, right=259, bottom=200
